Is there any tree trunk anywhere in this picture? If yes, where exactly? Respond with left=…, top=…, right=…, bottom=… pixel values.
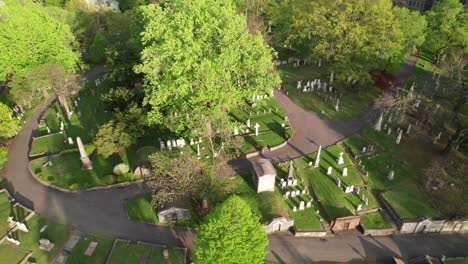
left=58, top=95, right=72, bottom=120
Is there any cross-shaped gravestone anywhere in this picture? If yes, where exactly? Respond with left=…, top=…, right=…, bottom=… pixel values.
left=254, top=123, right=260, bottom=136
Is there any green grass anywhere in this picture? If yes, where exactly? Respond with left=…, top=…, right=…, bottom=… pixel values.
left=31, top=152, right=141, bottom=190
left=444, top=259, right=468, bottom=264
left=0, top=192, right=11, bottom=236
left=16, top=216, right=70, bottom=264
left=279, top=64, right=381, bottom=120
left=293, top=208, right=323, bottom=230
left=150, top=247, right=186, bottom=264
left=0, top=244, right=28, bottom=264
left=31, top=133, right=66, bottom=155
left=66, top=235, right=114, bottom=264
left=107, top=242, right=153, bottom=264
left=242, top=129, right=292, bottom=153
left=383, top=189, right=440, bottom=219
left=360, top=212, right=391, bottom=229
left=126, top=194, right=159, bottom=224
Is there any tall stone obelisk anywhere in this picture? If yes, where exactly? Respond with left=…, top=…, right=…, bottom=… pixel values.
left=76, top=137, right=92, bottom=170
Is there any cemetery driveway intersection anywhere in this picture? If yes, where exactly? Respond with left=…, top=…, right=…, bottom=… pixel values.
left=3, top=57, right=468, bottom=261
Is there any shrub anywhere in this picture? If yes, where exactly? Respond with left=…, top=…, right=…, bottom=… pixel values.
left=113, top=163, right=129, bottom=176
left=88, top=32, right=109, bottom=64
left=101, top=175, right=116, bottom=185
left=68, top=183, right=80, bottom=190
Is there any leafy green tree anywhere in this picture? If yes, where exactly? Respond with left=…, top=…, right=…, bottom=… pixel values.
left=0, top=147, right=8, bottom=170
left=146, top=151, right=205, bottom=207
left=94, top=105, right=146, bottom=157
left=195, top=196, right=268, bottom=264
left=425, top=0, right=468, bottom=64
left=45, top=0, right=65, bottom=7
left=101, top=87, right=138, bottom=112
left=136, top=0, right=280, bottom=136
left=88, top=31, right=110, bottom=64
left=0, top=0, right=78, bottom=76
left=394, top=7, right=427, bottom=52
left=288, top=0, right=403, bottom=79
left=119, top=0, right=148, bottom=11
left=0, top=103, right=19, bottom=141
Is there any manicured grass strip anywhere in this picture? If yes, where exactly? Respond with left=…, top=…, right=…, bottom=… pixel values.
left=17, top=216, right=70, bottom=264
left=293, top=208, right=322, bottom=230
left=0, top=192, right=11, bottom=236
left=31, top=134, right=66, bottom=155
left=108, top=242, right=153, bottom=264
left=242, top=129, right=292, bottom=154
left=0, top=244, right=27, bottom=264
left=360, top=212, right=391, bottom=229
left=66, top=235, right=114, bottom=264
left=127, top=195, right=159, bottom=224
left=150, top=247, right=186, bottom=264
left=31, top=152, right=139, bottom=190
left=383, top=189, right=440, bottom=220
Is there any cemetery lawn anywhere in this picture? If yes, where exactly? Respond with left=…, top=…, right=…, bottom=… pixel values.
left=17, top=216, right=70, bottom=264
left=0, top=244, right=28, bottom=264
left=280, top=64, right=381, bottom=120
left=126, top=194, right=159, bottom=224
left=360, top=212, right=391, bottom=229
left=31, top=133, right=66, bottom=155
left=345, top=128, right=441, bottom=219
left=150, top=247, right=186, bottom=264
left=0, top=192, right=11, bottom=236
left=108, top=241, right=185, bottom=264
left=242, top=128, right=292, bottom=153
left=31, top=152, right=141, bottom=190
left=66, top=235, right=114, bottom=264
left=444, top=260, right=468, bottom=264
left=293, top=208, right=323, bottom=230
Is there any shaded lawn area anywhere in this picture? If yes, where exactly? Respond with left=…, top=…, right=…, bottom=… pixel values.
left=293, top=208, right=323, bottom=230
left=17, top=216, right=70, bottom=264
left=31, top=133, right=66, bottom=155
left=242, top=128, right=292, bottom=154
left=0, top=244, right=27, bottom=264
left=31, top=152, right=141, bottom=190
left=279, top=64, right=381, bottom=120
left=108, top=242, right=152, bottom=264
left=66, top=235, right=114, bottom=264
left=126, top=194, right=159, bottom=224
left=344, top=134, right=371, bottom=156
left=0, top=192, right=11, bottom=236
left=383, top=188, right=440, bottom=220
left=444, top=259, right=468, bottom=264
left=229, top=97, right=288, bottom=133
left=360, top=212, right=391, bottom=229
left=150, top=247, right=186, bottom=264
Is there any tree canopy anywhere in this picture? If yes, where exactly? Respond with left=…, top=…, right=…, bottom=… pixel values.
left=195, top=196, right=268, bottom=264
left=136, top=0, right=280, bottom=136
left=0, top=103, right=19, bottom=141
left=394, top=7, right=427, bottom=52
left=286, top=0, right=403, bottom=77
left=425, top=0, right=468, bottom=62
left=0, top=0, right=78, bottom=76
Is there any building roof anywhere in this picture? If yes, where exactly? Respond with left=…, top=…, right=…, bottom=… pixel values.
left=253, top=158, right=276, bottom=177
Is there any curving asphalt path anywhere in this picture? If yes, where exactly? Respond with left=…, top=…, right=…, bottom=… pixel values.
left=3, top=55, right=467, bottom=262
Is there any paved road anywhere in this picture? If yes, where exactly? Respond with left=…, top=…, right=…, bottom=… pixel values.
left=267, top=232, right=468, bottom=263
left=5, top=55, right=466, bottom=262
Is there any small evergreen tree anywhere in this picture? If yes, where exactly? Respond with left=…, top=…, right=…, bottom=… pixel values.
left=88, top=32, right=109, bottom=64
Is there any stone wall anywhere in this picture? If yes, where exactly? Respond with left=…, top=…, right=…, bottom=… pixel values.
left=293, top=229, right=327, bottom=237
left=440, top=219, right=468, bottom=233
left=362, top=227, right=395, bottom=236
left=262, top=217, right=294, bottom=234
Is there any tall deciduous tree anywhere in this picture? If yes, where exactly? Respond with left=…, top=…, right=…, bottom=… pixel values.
left=136, top=0, right=280, bottom=136
left=425, top=0, right=468, bottom=64
left=146, top=151, right=206, bottom=207
left=288, top=0, right=403, bottom=79
left=195, top=196, right=268, bottom=264
left=0, top=0, right=78, bottom=76
left=394, top=7, right=427, bottom=52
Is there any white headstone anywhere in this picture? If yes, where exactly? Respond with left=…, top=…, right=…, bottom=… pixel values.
left=288, top=161, right=294, bottom=179
left=160, top=141, right=165, bottom=150
left=247, top=119, right=251, bottom=128
left=167, top=140, right=172, bottom=150
left=68, top=137, right=74, bottom=145
left=16, top=222, right=29, bottom=232
left=285, top=191, right=290, bottom=198
left=327, top=166, right=332, bottom=175
left=292, top=179, right=298, bottom=186
left=335, top=99, right=340, bottom=112
left=388, top=170, right=395, bottom=181
left=76, top=137, right=92, bottom=170
left=307, top=201, right=312, bottom=208
left=357, top=204, right=362, bottom=211
left=299, top=201, right=305, bottom=210
left=293, top=206, right=297, bottom=212
left=342, top=167, right=348, bottom=176
left=336, top=178, right=341, bottom=187
left=337, top=152, right=344, bottom=165
left=396, top=130, right=403, bottom=144
left=281, top=182, right=287, bottom=188
left=254, top=123, right=260, bottom=136
left=375, top=113, right=383, bottom=131
left=406, top=124, right=412, bottom=134
left=234, top=127, right=239, bottom=136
